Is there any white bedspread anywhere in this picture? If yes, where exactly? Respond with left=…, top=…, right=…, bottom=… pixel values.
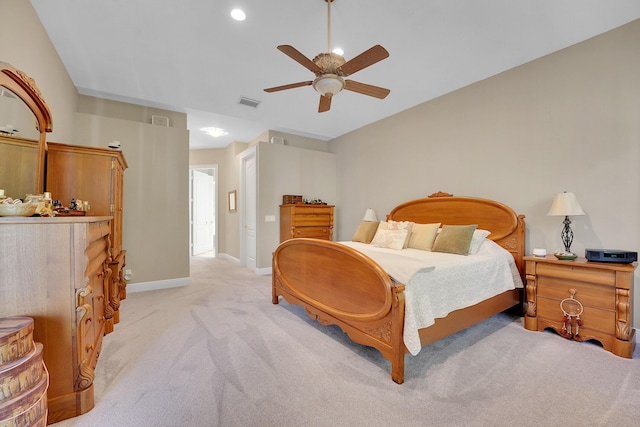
left=339, top=240, right=523, bottom=355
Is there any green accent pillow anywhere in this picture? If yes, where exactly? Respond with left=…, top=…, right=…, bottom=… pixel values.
left=431, top=224, right=478, bottom=255
left=351, top=221, right=380, bottom=244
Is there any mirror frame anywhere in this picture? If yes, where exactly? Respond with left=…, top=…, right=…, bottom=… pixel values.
left=0, top=61, right=53, bottom=193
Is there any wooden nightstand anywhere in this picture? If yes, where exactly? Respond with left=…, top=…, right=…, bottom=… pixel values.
left=524, top=255, right=636, bottom=358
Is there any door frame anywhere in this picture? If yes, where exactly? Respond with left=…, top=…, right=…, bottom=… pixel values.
left=239, top=147, right=256, bottom=268
left=189, top=164, right=218, bottom=256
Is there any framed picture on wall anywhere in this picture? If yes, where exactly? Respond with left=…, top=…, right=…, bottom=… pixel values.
left=228, top=190, right=237, bottom=212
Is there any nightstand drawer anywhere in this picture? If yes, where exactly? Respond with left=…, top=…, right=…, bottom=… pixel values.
left=538, top=278, right=615, bottom=310
left=536, top=263, right=615, bottom=286
left=538, top=296, right=615, bottom=335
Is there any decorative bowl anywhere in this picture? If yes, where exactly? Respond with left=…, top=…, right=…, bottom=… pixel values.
left=554, top=252, right=577, bottom=261
left=0, top=203, right=37, bottom=217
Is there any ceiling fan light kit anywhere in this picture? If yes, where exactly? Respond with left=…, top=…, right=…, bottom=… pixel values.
left=263, top=0, right=390, bottom=112
left=313, top=74, right=344, bottom=97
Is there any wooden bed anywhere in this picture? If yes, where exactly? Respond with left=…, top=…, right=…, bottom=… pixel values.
left=272, top=192, right=526, bottom=384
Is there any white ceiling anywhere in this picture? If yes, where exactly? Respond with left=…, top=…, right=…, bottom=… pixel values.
left=30, top=1, right=640, bottom=150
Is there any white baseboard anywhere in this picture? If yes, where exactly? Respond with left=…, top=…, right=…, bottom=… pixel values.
left=126, top=277, right=191, bottom=293
left=217, top=253, right=239, bottom=263
left=194, top=253, right=273, bottom=276
left=203, top=253, right=271, bottom=275
left=255, top=266, right=272, bottom=276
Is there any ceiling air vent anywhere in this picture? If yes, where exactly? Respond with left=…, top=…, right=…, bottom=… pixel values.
left=239, top=97, right=260, bottom=108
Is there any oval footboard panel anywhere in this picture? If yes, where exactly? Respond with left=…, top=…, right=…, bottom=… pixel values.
left=273, top=239, right=394, bottom=322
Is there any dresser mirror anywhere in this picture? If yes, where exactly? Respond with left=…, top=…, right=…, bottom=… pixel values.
left=0, top=62, right=52, bottom=199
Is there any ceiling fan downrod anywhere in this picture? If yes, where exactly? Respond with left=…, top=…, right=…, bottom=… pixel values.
left=326, top=0, right=334, bottom=53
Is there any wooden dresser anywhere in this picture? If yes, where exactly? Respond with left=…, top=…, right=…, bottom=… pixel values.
left=524, top=255, right=636, bottom=358
left=46, top=142, right=128, bottom=332
left=0, top=216, right=111, bottom=424
left=279, top=204, right=334, bottom=243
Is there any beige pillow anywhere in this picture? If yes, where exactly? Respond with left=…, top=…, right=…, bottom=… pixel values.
left=386, top=220, right=414, bottom=248
left=431, top=224, right=478, bottom=255
left=370, top=221, right=413, bottom=250
left=351, top=221, right=380, bottom=244
left=407, top=223, right=441, bottom=250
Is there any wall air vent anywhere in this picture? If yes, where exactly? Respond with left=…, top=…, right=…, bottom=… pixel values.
left=239, top=97, right=261, bottom=108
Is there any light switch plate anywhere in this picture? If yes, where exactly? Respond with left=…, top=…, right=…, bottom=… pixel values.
left=265, top=215, right=276, bottom=222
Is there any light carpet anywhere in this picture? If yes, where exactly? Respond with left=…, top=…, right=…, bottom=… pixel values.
left=51, top=256, right=640, bottom=426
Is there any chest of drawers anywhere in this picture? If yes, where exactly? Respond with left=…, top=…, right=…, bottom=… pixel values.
left=0, top=217, right=112, bottom=423
left=279, top=204, right=334, bottom=243
left=524, top=255, right=636, bottom=358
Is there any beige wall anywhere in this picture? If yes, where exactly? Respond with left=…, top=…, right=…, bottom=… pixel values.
left=2, top=1, right=191, bottom=285
left=0, top=0, right=77, bottom=143
left=330, top=19, right=640, bottom=325
left=190, top=133, right=332, bottom=267
left=256, top=142, right=337, bottom=268
left=73, top=109, right=190, bottom=284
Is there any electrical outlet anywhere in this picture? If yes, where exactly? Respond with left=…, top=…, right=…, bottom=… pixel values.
left=125, top=269, right=132, bottom=276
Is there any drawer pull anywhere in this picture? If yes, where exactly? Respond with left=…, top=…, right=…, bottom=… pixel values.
left=560, top=289, right=584, bottom=339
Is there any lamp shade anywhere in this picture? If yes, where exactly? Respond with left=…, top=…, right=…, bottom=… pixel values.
left=547, top=191, right=585, bottom=216
left=362, top=208, right=378, bottom=222
left=313, top=74, right=344, bottom=97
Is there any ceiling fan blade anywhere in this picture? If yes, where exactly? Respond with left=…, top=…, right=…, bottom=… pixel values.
left=338, top=45, right=389, bottom=76
left=277, top=45, right=322, bottom=74
left=264, top=81, right=313, bottom=93
left=344, top=80, right=390, bottom=99
left=318, top=95, right=332, bottom=113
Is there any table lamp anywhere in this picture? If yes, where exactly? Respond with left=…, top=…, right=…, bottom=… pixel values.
left=363, top=208, right=378, bottom=222
left=547, top=191, right=585, bottom=256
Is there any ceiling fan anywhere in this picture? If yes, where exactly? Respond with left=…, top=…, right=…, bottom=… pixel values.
left=264, top=0, right=390, bottom=113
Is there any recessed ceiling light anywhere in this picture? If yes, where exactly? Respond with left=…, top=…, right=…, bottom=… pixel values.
left=230, top=8, right=246, bottom=21
left=201, top=127, right=229, bottom=138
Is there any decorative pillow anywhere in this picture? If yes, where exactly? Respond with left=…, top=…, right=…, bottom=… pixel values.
left=468, top=229, right=491, bottom=255
left=370, top=221, right=413, bottom=250
left=407, top=223, right=441, bottom=250
left=431, top=224, right=478, bottom=255
left=351, top=221, right=380, bottom=244
left=386, top=220, right=414, bottom=248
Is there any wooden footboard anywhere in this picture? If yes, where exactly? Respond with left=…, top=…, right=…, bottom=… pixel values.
left=272, top=238, right=408, bottom=383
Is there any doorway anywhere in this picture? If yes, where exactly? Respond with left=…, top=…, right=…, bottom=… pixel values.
left=190, top=165, right=217, bottom=257
left=240, top=148, right=257, bottom=269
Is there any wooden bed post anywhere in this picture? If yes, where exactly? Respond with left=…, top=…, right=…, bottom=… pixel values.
left=390, top=284, right=406, bottom=384
left=272, top=255, right=280, bottom=304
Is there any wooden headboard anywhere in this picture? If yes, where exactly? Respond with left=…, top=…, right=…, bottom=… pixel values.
left=386, top=192, right=526, bottom=278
